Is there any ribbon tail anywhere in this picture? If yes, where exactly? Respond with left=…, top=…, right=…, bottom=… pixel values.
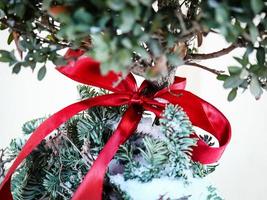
left=0, top=94, right=130, bottom=200
left=72, top=105, right=143, bottom=200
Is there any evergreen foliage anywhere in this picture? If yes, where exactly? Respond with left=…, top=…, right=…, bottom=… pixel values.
left=1, top=86, right=221, bottom=199
left=22, top=118, right=45, bottom=135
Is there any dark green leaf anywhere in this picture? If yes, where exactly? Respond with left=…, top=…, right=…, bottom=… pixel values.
left=7, top=32, right=14, bottom=45
left=12, top=63, right=22, bottom=74
left=234, top=56, right=249, bottom=67
left=251, top=0, right=264, bottom=14
left=228, top=66, right=241, bottom=75
left=52, top=56, right=67, bottom=66
left=14, top=4, right=26, bottom=19
left=228, top=88, right=238, bottom=101
left=256, top=47, right=265, bottom=66
left=249, top=64, right=261, bottom=73
left=0, top=50, right=16, bottom=63
left=37, top=66, right=46, bottom=81
left=217, top=74, right=229, bottom=81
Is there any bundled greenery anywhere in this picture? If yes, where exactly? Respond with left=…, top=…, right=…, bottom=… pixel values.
left=1, top=85, right=221, bottom=199
left=0, top=0, right=266, bottom=99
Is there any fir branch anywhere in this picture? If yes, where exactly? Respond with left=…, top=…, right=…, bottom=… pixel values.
left=138, top=137, right=169, bottom=167
left=0, top=148, right=13, bottom=181
left=77, top=85, right=100, bottom=100
left=22, top=118, right=45, bottom=135
left=192, top=162, right=218, bottom=178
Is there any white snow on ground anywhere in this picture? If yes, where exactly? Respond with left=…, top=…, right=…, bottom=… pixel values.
left=110, top=175, right=214, bottom=200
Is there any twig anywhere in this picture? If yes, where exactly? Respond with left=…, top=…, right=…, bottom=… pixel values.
left=0, top=18, right=70, bottom=49
left=184, top=62, right=224, bottom=75
left=185, top=42, right=243, bottom=60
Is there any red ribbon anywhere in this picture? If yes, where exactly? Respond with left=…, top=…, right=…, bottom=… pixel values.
left=0, top=50, right=231, bottom=200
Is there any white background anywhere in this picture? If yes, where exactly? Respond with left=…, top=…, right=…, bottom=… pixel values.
left=0, top=31, right=267, bottom=199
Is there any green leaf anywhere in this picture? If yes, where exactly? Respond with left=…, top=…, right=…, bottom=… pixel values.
left=234, top=55, right=249, bottom=67
left=37, top=66, right=46, bottom=81
left=215, top=5, right=229, bottom=24
left=240, top=68, right=250, bottom=79
left=12, top=63, right=22, bottom=74
left=119, top=8, right=135, bottom=33
left=167, top=53, right=183, bottom=66
left=228, top=88, right=238, bottom=101
left=121, top=38, right=132, bottom=49
left=228, top=66, right=241, bottom=75
left=7, top=32, right=14, bottom=45
left=250, top=75, right=263, bottom=99
left=0, top=50, right=16, bottom=63
left=14, top=4, right=26, bottom=19
left=149, top=40, right=161, bottom=57
left=251, top=0, right=264, bottom=14
left=0, top=9, right=5, bottom=19
left=133, top=46, right=149, bottom=60
left=249, top=23, right=259, bottom=43
left=73, top=8, right=92, bottom=24
left=256, top=47, right=265, bottom=66
left=107, top=0, right=125, bottom=11
left=217, top=74, right=229, bottom=81
left=116, top=49, right=132, bottom=66
left=223, top=75, right=244, bottom=89
left=249, top=64, right=261, bottom=73
left=52, top=56, right=67, bottom=66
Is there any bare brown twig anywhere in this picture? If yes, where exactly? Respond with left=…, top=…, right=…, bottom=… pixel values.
left=184, top=61, right=224, bottom=75
left=185, top=42, right=243, bottom=60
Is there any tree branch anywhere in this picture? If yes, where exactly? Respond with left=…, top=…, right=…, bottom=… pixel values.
left=185, top=41, right=244, bottom=60
left=184, top=61, right=224, bottom=75
left=129, top=55, right=178, bottom=89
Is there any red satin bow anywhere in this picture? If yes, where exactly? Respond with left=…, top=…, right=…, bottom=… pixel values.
left=0, top=50, right=231, bottom=200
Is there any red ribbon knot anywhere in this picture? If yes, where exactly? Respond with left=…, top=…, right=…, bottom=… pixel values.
left=129, top=92, right=144, bottom=105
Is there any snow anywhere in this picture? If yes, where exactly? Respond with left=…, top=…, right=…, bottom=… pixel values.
left=110, top=175, right=216, bottom=200
left=108, top=110, right=222, bottom=200
left=136, top=117, right=164, bottom=139
left=110, top=116, right=165, bottom=139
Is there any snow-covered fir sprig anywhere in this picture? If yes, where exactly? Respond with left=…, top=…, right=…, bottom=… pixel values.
left=118, top=104, right=198, bottom=183
left=160, top=104, right=198, bottom=179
